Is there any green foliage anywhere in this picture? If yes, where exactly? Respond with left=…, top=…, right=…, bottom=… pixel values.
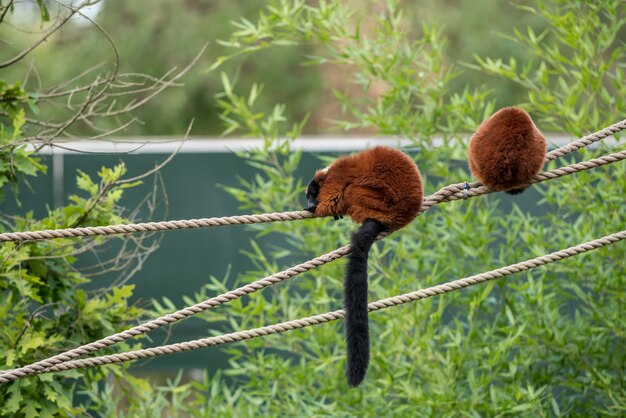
left=217, top=85, right=308, bottom=225
left=216, top=0, right=493, bottom=140
left=1, top=1, right=182, bottom=416
left=0, top=81, right=46, bottom=203
left=136, top=1, right=624, bottom=416
left=0, top=161, right=148, bottom=416
left=216, top=72, right=310, bottom=141
left=0, top=80, right=30, bottom=111
left=470, top=0, right=626, bottom=135
left=34, top=0, right=49, bottom=22
left=2, top=1, right=625, bottom=416
left=471, top=9, right=626, bottom=414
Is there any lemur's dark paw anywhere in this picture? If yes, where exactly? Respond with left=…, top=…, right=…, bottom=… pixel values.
left=332, top=215, right=344, bottom=221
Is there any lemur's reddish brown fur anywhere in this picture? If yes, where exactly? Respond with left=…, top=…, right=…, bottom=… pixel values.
left=468, top=107, right=547, bottom=194
left=310, top=146, right=423, bottom=229
left=304, top=146, right=423, bottom=387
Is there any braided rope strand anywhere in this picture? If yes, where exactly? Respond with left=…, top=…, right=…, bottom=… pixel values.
left=0, top=211, right=315, bottom=242
left=545, top=118, right=626, bottom=162
left=0, top=244, right=352, bottom=381
left=421, top=149, right=626, bottom=208
left=2, top=228, right=623, bottom=381
left=1, top=148, right=624, bottom=382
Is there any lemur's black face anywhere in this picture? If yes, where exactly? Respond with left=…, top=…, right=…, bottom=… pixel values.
left=304, top=178, right=320, bottom=212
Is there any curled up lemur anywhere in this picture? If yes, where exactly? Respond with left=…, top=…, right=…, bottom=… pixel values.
left=468, top=106, right=547, bottom=194
left=304, top=146, right=423, bottom=387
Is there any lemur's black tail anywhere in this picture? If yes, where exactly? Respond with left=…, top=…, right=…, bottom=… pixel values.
left=344, top=218, right=387, bottom=387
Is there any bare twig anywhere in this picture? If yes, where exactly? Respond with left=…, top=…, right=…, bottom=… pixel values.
left=2, top=4, right=207, bottom=148
left=42, top=63, right=108, bottom=98
left=46, top=2, right=121, bottom=141
left=0, top=111, right=64, bottom=129
left=25, top=239, right=101, bottom=261
left=88, top=43, right=208, bottom=119
left=11, top=303, right=60, bottom=350
left=117, top=119, right=194, bottom=185
left=0, top=0, right=15, bottom=26
left=0, top=1, right=94, bottom=69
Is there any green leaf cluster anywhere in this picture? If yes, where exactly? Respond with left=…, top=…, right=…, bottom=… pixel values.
left=470, top=0, right=626, bottom=135
left=216, top=0, right=493, bottom=140
left=0, top=4, right=166, bottom=416
left=0, top=162, right=148, bottom=416
left=0, top=81, right=46, bottom=203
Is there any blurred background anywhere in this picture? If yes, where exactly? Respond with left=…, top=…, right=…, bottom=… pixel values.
left=2, top=0, right=541, bottom=136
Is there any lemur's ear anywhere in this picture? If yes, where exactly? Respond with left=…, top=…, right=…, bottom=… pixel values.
left=314, top=166, right=330, bottom=183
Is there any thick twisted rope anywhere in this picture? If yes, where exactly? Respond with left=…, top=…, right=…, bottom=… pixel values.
left=1, top=148, right=625, bottom=382
left=1, top=118, right=624, bottom=244
left=421, top=149, right=626, bottom=209
left=0, top=244, right=352, bottom=381
left=0, top=212, right=315, bottom=242
left=545, top=118, right=626, bottom=161
left=2, top=228, right=624, bottom=381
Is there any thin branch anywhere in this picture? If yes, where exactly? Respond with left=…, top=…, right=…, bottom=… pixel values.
left=47, top=3, right=120, bottom=139
left=91, top=43, right=208, bottom=118
left=41, top=63, right=108, bottom=99
left=116, top=119, right=194, bottom=185
left=0, top=242, right=21, bottom=272
left=68, top=180, right=114, bottom=229
left=45, top=140, right=146, bottom=155
left=25, top=240, right=100, bottom=261
left=2, top=20, right=206, bottom=146
left=0, top=0, right=15, bottom=26
left=10, top=301, right=59, bottom=350
left=0, top=111, right=64, bottom=129
left=0, top=0, right=86, bottom=69
left=57, top=116, right=138, bottom=141
left=31, top=83, right=102, bottom=152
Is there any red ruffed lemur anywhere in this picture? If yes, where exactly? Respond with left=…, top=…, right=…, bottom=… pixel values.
left=305, top=146, right=423, bottom=387
left=468, top=107, right=547, bottom=194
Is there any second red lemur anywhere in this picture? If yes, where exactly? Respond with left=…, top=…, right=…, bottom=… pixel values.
left=305, top=146, right=423, bottom=387
left=468, top=107, right=547, bottom=194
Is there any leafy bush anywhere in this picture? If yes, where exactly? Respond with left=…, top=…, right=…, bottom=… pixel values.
left=0, top=83, right=144, bottom=416
left=0, top=2, right=191, bottom=416
left=166, top=1, right=624, bottom=416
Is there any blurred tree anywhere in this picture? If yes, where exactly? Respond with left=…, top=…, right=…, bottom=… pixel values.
left=93, top=0, right=322, bottom=135
left=1, top=0, right=578, bottom=136
left=0, top=0, right=322, bottom=136
left=411, top=0, right=543, bottom=107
